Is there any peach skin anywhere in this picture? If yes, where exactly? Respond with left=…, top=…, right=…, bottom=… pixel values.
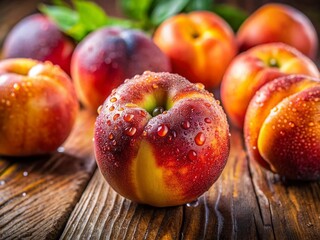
left=0, top=58, right=78, bottom=156
left=221, top=43, right=319, bottom=128
left=244, top=75, right=320, bottom=180
left=94, top=71, right=230, bottom=207
left=153, top=11, right=237, bottom=89
left=237, top=3, right=318, bottom=60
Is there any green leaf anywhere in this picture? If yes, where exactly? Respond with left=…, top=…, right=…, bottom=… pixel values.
left=120, top=0, right=153, bottom=21
left=150, top=0, right=190, bottom=26
left=184, top=0, right=214, bottom=12
left=39, top=4, right=79, bottom=32
left=212, top=4, right=248, bottom=32
left=73, top=0, right=108, bottom=31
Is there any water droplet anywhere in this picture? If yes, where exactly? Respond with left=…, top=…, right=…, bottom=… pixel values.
left=125, top=127, right=137, bottom=136
left=110, top=97, right=117, bottom=102
left=139, top=110, right=147, bottom=117
left=109, top=106, right=115, bottom=111
left=113, top=113, right=120, bottom=120
left=57, top=146, right=65, bottom=153
left=152, top=106, right=164, bottom=117
left=152, top=83, right=158, bottom=89
left=97, top=105, right=103, bottom=114
left=195, top=132, right=206, bottom=146
left=157, top=124, right=169, bottom=137
left=181, top=120, right=191, bottom=129
left=205, top=102, right=211, bottom=107
left=118, top=107, right=124, bottom=111
left=252, top=146, right=257, bottom=150
left=289, top=122, right=295, bottom=128
left=186, top=199, right=199, bottom=207
left=112, top=140, right=117, bottom=146
left=23, top=171, right=28, bottom=177
left=125, top=103, right=137, bottom=108
left=280, top=131, right=285, bottom=136
left=308, top=122, right=315, bottom=127
left=204, top=118, right=211, bottom=124
left=0, top=180, right=5, bottom=186
left=188, top=150, right=197, bottom=161
left=109, top=133, right=114, bottom=140
left=107, top=120, right=111, bottom=126
left=22, top=192, right=27, bottom=197
left=142, top=130, right=148, bottom=137
left=124, top=113, right=134, bottom=122
left=13, top=83, right=20, bottom=90
left=195, top=83, right=205, bottom=90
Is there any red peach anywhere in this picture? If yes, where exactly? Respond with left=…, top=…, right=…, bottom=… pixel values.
left=94, top=71, right=230, bottom=207
left=2, top=13, right=75, bottom=74
left=71, top=27, right=171, bottom=112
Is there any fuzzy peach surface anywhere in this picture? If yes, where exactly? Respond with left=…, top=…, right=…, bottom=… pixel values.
left=244, top=75, right=320, bottom=180
left=94, top=71, right=230, bottom=207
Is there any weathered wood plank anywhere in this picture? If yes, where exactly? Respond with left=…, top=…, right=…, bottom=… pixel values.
left=0, top=110, right=97, bottom=239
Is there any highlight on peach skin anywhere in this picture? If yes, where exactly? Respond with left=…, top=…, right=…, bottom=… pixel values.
left=94, top=71, right=230, bottom=207
left=244, top=75, right=320, bottom=180
left=153, top=10, right=237, bottom=90
left=2, top=13, right=74, bottom=74
left=237, top=3, right=318, bottom=60
left=0, top=58, right=79, bottom=156
left=71, top=27, right=171, bottom=112
left=221, top=42, right=319, bottom=128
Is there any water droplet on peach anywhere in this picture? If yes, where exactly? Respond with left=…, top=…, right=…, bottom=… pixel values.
left=97, top=105, right=103, bottom=114
left=152, top=83, right=158, bottom=89
left=195, top=132, right=205, bottom=146
left=195, top=83, right=205, bottom=90
left=107, top=120, right=111, bottom=126
left=289, top=122, right=295, bottom=128
left=110, top=97, right=117, bottom=102
left=308, top=122, right=315, bottom=127
left=113, top=113, right=120, bottom=120
left=142, top=130, right=148, bottom=137
left=157, top=124, right=169, bottom=137
left=109, top=106, right=115, bottom=111
left=152, top=106, right=164, bottom=117
left=204, top=118, right=211, bottom=124
left=109, top=133, right=114, bottom=140
left=125, top=103, right=137, bottom=108
left=186, top=199, right=199, bottom=207
left=13, top=83, right=20, bottom=91
left=112, top=140, right=117, bottom=146
left=139, top=110, right=147, bottom=117
left=118, top=107, right=124, bottom=111
left=124, top=113, right=134, bottom=122
left=181, top=120, right=191, bottom=129
left=125, top=127, right=137, bottom=136
left=188, top=150, right=197, bottom=161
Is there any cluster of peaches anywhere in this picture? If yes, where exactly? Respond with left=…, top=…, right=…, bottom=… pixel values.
left=0, top=3, right=319, bottom=207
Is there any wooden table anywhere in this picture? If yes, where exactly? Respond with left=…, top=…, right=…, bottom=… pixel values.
left=1, top=1, right=320, bottom=239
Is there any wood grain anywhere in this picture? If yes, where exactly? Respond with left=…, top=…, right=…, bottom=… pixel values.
left=0, top=110, right=97, bottom=239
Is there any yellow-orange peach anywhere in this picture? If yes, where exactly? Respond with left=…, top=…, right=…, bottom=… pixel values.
left=153, top=11, right=237, bottom=89
left=221, top=43, right=319, bottom=128
left=94, top=72, right=230, bottom=207
left=244, top=75, right=320, bottom=180
left=0, top=59, right=78, bottom=156
left=237, top=3, right=318, bottom=60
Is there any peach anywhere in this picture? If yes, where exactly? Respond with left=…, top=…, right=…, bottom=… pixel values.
left=94, top=71, right=230, bottom=207
left=244, top=75, right=320, bottom=180
left=0, top=58, right=78, bottom=156
left=2, top=14, right=75, bottom=74
left=237, top=3, right=318, bottom=60
left=221, top=43, right=319, bottom=128
left=153, top=11, right=237, bottom=89
left=71, top=27, right=171, bottom=112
